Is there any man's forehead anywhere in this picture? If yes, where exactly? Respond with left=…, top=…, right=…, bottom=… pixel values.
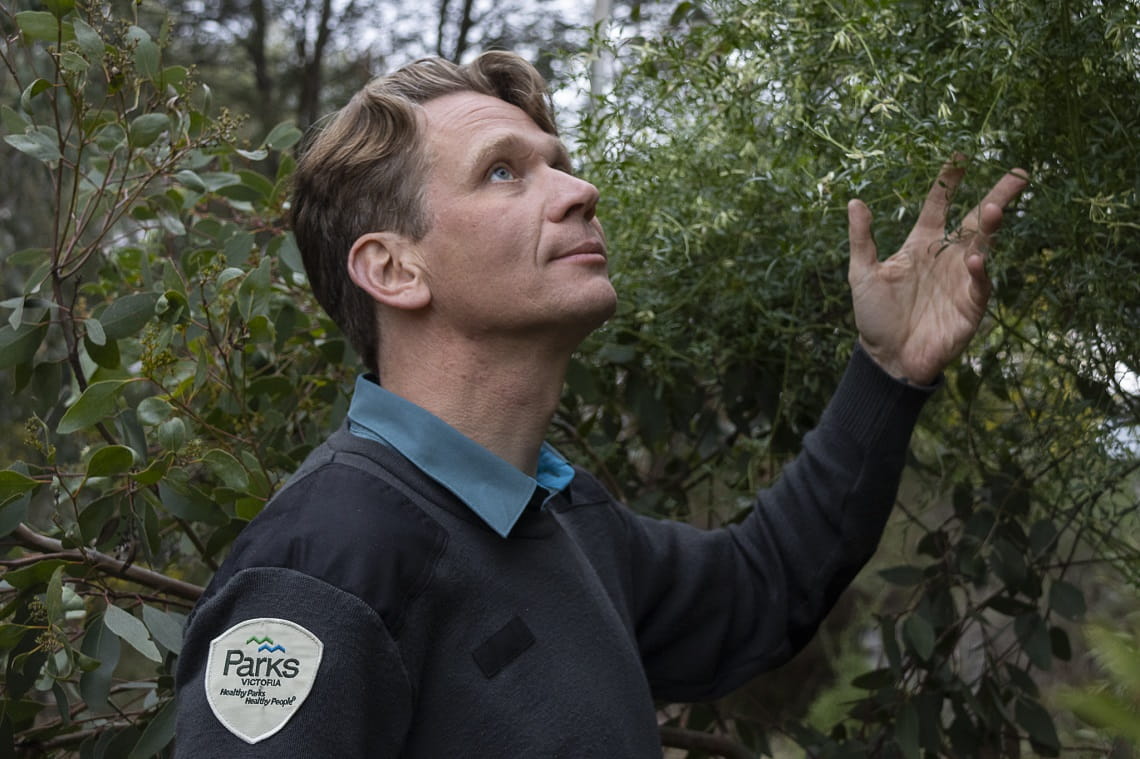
left=420, top=91, right=565, bottom=166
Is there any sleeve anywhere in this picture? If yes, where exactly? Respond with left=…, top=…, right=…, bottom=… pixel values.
left=626, top=345, right=937, bottom=702
left=174, top=566, right=413, bottom=758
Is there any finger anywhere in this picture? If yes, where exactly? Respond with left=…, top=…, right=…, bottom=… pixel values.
left=915, top=156, right=968, bottom=231
left=847, top=198, right=877, bottom=282
left=965, top=249, right=993, bottom=312
left=961, top=169, right=1029, bottom=237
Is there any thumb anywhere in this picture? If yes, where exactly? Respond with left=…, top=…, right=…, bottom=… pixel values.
left=847, top=198, right=877, bottom=285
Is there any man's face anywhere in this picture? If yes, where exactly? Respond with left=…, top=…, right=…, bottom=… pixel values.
left=412, top=91, right=617, bottom=346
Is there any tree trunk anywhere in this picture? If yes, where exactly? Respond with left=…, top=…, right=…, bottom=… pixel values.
left=245, top=0, right=278, bottom=130
left=295, top=0, right=341, bottom=129
left=591, top=0, right=613, bottom=99
left=436, top=0, right=452, bottom=57
left=452, top=0, right=476, bottom=62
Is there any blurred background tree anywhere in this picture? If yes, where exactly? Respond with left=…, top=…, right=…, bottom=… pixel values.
left=2, top=0, right=1138, bottom=756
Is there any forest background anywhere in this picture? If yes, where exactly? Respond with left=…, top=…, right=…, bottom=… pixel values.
left=2, top=0, right=1139, bottom=756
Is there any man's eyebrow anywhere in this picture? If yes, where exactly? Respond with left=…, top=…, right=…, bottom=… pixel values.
left=467, top=132, right=572, bottom=174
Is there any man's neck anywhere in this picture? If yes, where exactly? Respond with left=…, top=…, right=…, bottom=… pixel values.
left=376, top=331, right=572, bottom=476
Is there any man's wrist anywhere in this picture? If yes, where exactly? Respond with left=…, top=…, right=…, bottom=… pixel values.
left=856, top=338, right=940, bottom=387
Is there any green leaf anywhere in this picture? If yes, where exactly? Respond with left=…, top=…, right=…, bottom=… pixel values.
left=72, top=17, right=104, bottom=60
left=46, top=565, right=65, bottom=624
left=102, top=604, right=161, bottom=662
left=128, top=113, right=169, bottom=148
left=0, top=322, right=47, bottom=369
left=264, top=121, right=303, bottom=151
left=77, top=493, right=118, bottom=544
left=670, top=0, right=695, bottom=26
left=275, top=231, right=305, bottom=276
left=157, top=417, right=187, bottom=451
left=903, top=614, right=936, bottom=661
left=1048, top=580, right=1086, bottom=621
left=1050, top=626, right=1072, bottom=661
left=19, top=79, right=52, bottom=112
left=85, top=333, right=121, bottom=369
left=1015, top=613, right=1053, bottom=671
left=126, top=26, right=159, bottom=80
left=894, top=701, right=920, bottom=759
left=198, top=171, right=241, bottom=192
left=127, top=699, right=176, bottom=759
left=0, top=470, right=38, bottom=501
left=141, top=605, right=183, bottom=654
left=87, top=445, right=136, bottom=477
left=174, top=170, right=208, bottom=193
left=851, top=667, right=895, bottom=690
left=0, top=624, right=31, bottom=651
left=1061, top=689, right=1140, bottom=743
left=2, top=104, right=31, bottom=132
left=878, top=565, right=925, bottom=586
left=15, top=11, right=73, bottom=43
left=137, top=396, right=174, bottom=425
left=84, top=317, right=106, bottom=346
left=99, top=292, right=158, bottom=339
left=4, top=559, right=68, bottom=590
left=237, top=169, right=275, bottom=203
left=57, top=379, right=129, bottom=434
left=598, top=343, right=637, bottom=364
left=157, top=483, right=227, bottom=525
left=3, top=130, right=61, bottom=162
left=204, top=449, right=249, bottom=490
left=1015, top=697, right=1060, bottom=754
left=80, top=615, right=121, bottom=712
left=0, top=494, right=31, bottom=537
left=43, top=0, right=75, bottom=19
left=132, top=453, right=172, bottom=486
left=51, top=682, right=71, bottom=727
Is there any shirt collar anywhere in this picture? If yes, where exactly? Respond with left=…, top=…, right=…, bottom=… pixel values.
left=346, top=374, right=575, bottom=538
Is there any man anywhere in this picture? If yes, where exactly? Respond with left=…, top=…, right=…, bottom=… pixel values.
left=174, top=51, right=1026, bottom=755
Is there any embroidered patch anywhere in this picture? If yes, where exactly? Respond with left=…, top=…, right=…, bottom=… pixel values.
left=205, top=618, right=323, bottom=744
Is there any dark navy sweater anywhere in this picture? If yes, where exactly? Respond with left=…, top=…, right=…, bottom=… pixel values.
left=174, top=348, right=932, bottom=756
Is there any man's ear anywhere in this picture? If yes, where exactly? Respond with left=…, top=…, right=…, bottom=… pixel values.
left=347, top=232, right=431, bottom=311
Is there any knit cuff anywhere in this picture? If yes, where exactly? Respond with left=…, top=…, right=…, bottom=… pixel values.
left=819, top=343, right=939, bottom=448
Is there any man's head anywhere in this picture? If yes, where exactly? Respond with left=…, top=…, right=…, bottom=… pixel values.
left=291, top=52, right=559, bottom=373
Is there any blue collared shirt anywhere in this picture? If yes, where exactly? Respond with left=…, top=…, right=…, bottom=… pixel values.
left=346, top=375, right=576, bottom=538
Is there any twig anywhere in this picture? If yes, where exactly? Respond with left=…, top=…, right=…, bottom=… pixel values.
left=659, top=726, right=756, bottom=759
left=11, top=524, right=203, bottom=601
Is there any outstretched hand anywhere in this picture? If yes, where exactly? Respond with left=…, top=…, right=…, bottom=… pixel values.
left=847, top=161, right=1028, bottom=385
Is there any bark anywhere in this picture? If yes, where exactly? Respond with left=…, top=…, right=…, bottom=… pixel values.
left=245, top=0, right=278, bottom=127
left=452, top=0, right=476, bottom=62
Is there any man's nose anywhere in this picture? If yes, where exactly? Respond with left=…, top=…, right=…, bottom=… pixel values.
left=548, top=170, right=600, bottom=222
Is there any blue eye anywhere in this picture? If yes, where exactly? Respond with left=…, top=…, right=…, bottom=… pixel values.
left=489, top=165, right=515, bottom=182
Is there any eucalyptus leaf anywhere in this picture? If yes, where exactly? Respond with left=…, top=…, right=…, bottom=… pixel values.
left=4, top=131, right=61, bottom=162
left=99, top=292, right=158, bottom=339
left=80, top=615, right=121, bottom=712
left=102, top=605, right=161, bottom=663
left=57, top=380, right=130, bottom=434
left=86, top=445, right=135, bottom=477
left=141, top=606, right=184, bottom=655
left=128, top=113, right=169, bottom=148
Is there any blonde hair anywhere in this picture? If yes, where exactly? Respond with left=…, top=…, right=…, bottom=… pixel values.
left=291, top=52, right=557, bottom=372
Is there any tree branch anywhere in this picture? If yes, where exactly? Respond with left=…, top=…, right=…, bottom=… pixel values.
left=11, top=524, right=204, bottom=602
left=659, top=726, right=755, bottom=759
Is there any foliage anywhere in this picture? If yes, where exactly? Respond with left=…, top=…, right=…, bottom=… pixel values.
left=0, top=0, right=344, bottom=754
left=1059, top=614, right=1140, bottom=750
left=563, top=0, right=1140, bottom=755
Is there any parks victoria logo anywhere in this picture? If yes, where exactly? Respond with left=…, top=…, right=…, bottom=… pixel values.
left=205, top=618, right=323, bottom=744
